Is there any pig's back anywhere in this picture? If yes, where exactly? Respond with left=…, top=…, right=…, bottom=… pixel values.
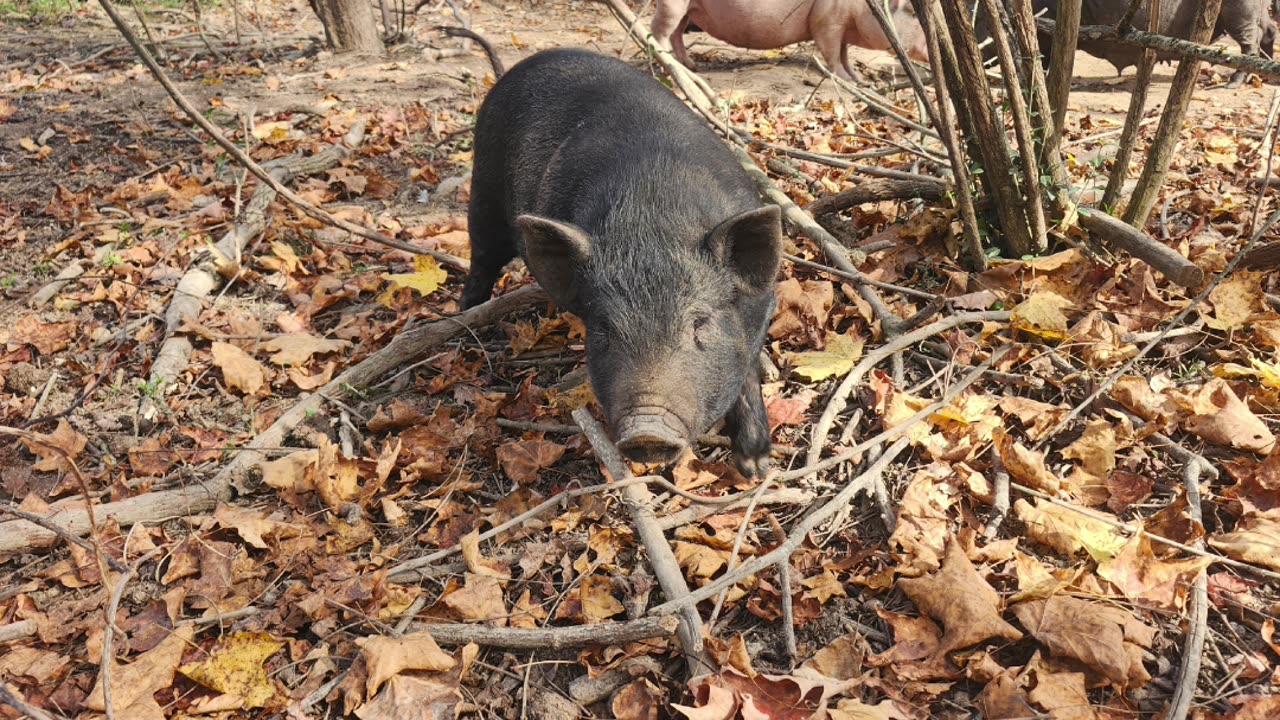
left=472, top=48, right=757, bottom=246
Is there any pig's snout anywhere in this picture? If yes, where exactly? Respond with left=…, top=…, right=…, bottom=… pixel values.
left=615, top=409, right=689, bottom=465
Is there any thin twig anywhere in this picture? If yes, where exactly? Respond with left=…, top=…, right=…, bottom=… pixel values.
left=101, top=548, right=164, bottom=720
left=1168, top=456, right=1212, bottom=720
left=808, top=312, right=1011, bottom=466
left=649, top=438, right=911, bottom=615
left=573, top=408, right=707, bottom=675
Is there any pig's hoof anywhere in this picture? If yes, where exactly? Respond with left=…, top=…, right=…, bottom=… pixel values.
left=732, top=449, right=772, bottom=479
left=1225, top=74, right=1246, bottom=89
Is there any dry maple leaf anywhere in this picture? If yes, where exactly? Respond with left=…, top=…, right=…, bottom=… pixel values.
left=495, top=438, right=566, bottom=484
left=1060, top=419, right=1118, bottom=506
left=86, top=623, right=195, bottom=715
left=211, top=341, right=266, bottom=395
left=580, top=575, right=626, bottom=622
left=1026, top=663, right=1096, bottom=720
left=897, top=539, right=1023, bottom=658
left=354, top=672, right=458, bottom=720
left=10, top=314, right=77, bottom=355
left=1011, top=596, right=1152, bottom=689
left=612, top=678, right=664, bottom=720
left=1209, top=516, right=1280, bottom=571
left=1011, top=290, right=1073, bottom=341
left=441, top=573, right=508, bottom=624
left=975, top=672, right=1036, bottom=720
left=785, top=333, right=864, bottom=381
left=20, top=418, right=87, bottom=473
left=178, top=631, right=287, bottom=709
left=259, top=333, right=352, bottom=366
left=1205, top=271, right=1265, bottom=331
left=355, top=631, right=455, bottom=697
left=1096, top=532, right=1211, bottom=611
left=1014, top=499, right=1128, bottom=561
left=994, top=428, right=1060, bottom=495
left=1179, top=379, right=1275, bottom=453
left=214, top=504, right=286, bottom=550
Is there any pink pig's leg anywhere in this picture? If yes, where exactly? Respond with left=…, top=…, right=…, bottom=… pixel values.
left=671, top=17, right=695, bottom=67
left=811, top=21, right=853, bottom=80
left=651, top=0, right=693, bottom=64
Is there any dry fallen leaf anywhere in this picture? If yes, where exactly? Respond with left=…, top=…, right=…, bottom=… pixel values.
left=20, top=419, right=87, bottom=473
left=211, top=341, right=266, bottom=395
left=381, top=255, right=449, bottom=300
left=1015, top=499, right=1128, bottom=561
left=1205, top=271, right=1264, bottom=331
left=259, top=333, right=352, bottom=366
left=786, top=333, right=864, bottom=381
left=1096, top=532, right=1211, bottom=611
left=1209, top=516, right=1280, bottom=572
left=86, top=624, right=195, bottom=715
left=1179, top=379, right=1275, bottom=453
left=495, top=438, right=566, bottom=484
left=355, top=631, right=456, bottom=697
left=179, top=631, right=287, bottom=709
left=897, top=539, right=1023, bottom=658
left=1011, top=596, right=1152, bottom=689
left=1011, top=291, right=1073, bottom=341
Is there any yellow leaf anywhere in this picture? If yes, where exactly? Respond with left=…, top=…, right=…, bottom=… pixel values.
left=19, top=137, right=38, bottom=152
left=380, top=255, right=447, bottom=302
left=179, top=632, right=286, bottom=709
left=1011, top=291, right=1073, bottom=341
left=1205, top=272, right=1264, bottom=331
left=250, top=120, right=292, bottom=144
left=786, top=334, right=864, bottom=381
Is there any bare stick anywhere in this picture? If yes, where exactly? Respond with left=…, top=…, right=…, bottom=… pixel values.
left=101, top=548, right=163, bottom=720
left=0, top=620, right=37, bottom=644
left=572, top=408, right=707, bottom=674
left=656, top=488, right=815, bottom=531
left=1079, top=209, right=1202, bottom=287
left=1122, top=0, right=1224, bottom=227
left=916, top=0, right=985, bottom=269
left=1102, top=0, right=1161, bottom=211
left=982, top=452, right=1010, bottom=538
left=649, top=437, right=911, bottom=616
left=806, top=176, right=946, bottom=216
left=1036, top=20, right=1280, bottom=79
left=0, top=288, right=547, bottom=555
left=1168, top=455, right=1211, bottom=720
left=93, top=0, right=467, bottom=271
left=807, top=311, right=1011, bottom=466
left=1044, top=0, right=1080, bottom=155
left=409, top=615, right=679, bottom=649
left=862, top=0, right=942, bottom=132
left=0, top=501, right=126, bottom=572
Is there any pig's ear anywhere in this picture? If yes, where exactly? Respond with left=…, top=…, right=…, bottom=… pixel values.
left=517, top=215, right=591, bottom=309
left=708, top=206, right=783, bottom=291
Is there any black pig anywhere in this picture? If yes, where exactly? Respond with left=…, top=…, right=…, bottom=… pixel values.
left=460, top=48, right=783, bottom=477
left=1026, top=0, right=1275, bottom=89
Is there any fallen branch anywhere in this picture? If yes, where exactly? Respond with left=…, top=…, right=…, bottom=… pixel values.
left=1168, top=451, right=1212, bottom=720
left=1079, top=209, right=1203, bottom=288
left=407, top=616, right=679, bottom=649
left=573, top=408, right=707, bottom=675
left=93, top=0, right=469, bottom=270
left=649, top=437, right=911, bottom=615
left=0, top=288, right=547, bottom=555
left=140, top=124, right=365, bottom=423
left=806, top=176, right=946, bottom=216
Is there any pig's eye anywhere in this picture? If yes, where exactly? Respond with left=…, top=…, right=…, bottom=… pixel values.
left=692, top=315, right=712, bottom=350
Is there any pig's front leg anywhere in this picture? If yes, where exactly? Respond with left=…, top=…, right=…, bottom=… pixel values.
left=651, top=0, right=694, bottom=67
left=724, top=374, right=772, bottom=478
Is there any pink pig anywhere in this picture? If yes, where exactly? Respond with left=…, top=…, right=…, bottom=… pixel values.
left=650, top=0, right=930, bottom=80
